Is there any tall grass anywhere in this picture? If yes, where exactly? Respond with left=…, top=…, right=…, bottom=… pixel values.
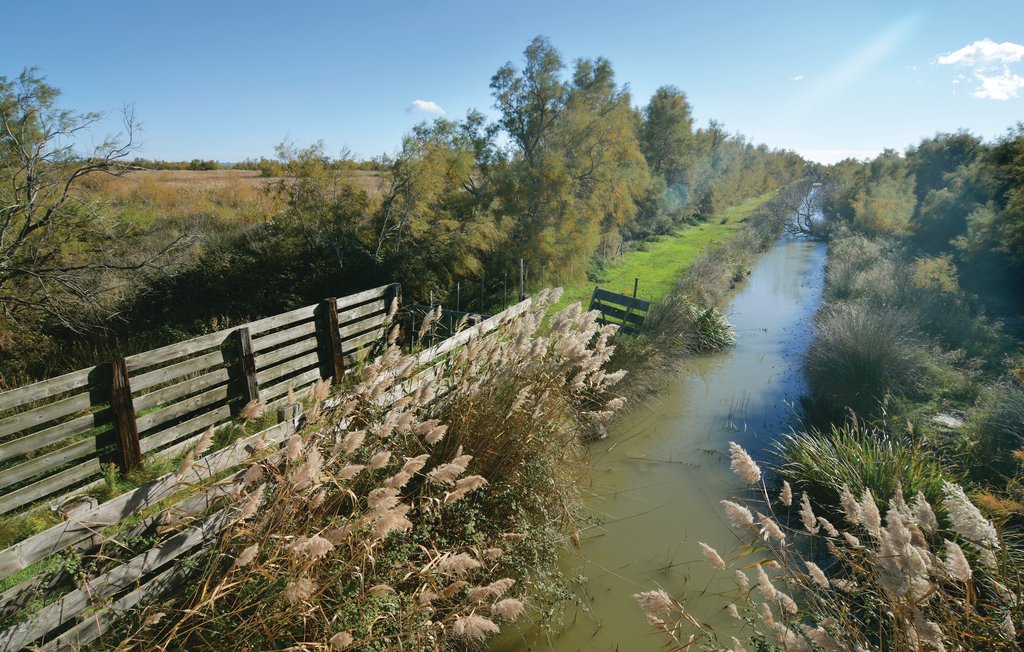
left=777, top=422, right=952, bottom=512
left=971, top=382, right=1024, bottom=481
left=114, top=290, right=625, bottom=650
left=805, top=302, right=928, bottom=419
left=638, top=442, right=1022, bottom=652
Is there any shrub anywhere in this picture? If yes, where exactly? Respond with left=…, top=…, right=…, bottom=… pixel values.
left=971, top=382, right=1024, bottom=480
left=777, top=422, right=952, bottom=513
left=805, top=302, right=929, bottom=418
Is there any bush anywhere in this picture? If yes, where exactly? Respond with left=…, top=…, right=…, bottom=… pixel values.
left=971, top=382, right=1024, bottom=480
left=777, top=422, right=952, bottom=512
left=805, top=302, right=929, bottom=418
left=638, top=442, right=1021, bottom=652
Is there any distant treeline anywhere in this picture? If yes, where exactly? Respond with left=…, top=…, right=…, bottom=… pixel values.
left=127, top=157, right=381, bottom=174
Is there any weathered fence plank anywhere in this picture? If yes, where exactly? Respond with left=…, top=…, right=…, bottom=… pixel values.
left=0, top=438, right=97, bottom=492
left=0, top=458, right=103, bottom=515
left=0, top=368, right=93, bottom=414
left=0, top=413, right=99, bottom=464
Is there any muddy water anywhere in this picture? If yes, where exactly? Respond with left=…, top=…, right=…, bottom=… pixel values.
left=492, top=236, right=827, bottom=651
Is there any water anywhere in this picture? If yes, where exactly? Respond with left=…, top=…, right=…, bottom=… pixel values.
left=492, top=236, right=828, bottom=651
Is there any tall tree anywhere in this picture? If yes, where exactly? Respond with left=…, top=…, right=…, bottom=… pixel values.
left=640, top=85, right=694, bottom=183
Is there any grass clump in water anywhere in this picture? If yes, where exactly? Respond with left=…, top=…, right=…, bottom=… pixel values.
left=805, top=302, right=929, bottom=420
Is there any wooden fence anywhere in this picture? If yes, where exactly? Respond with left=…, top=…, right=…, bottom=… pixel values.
left=0, top=293, right=533, bottom=651
left=0, top=284, right=400, bottom=516
left=588, top=286, right=650, bottom=334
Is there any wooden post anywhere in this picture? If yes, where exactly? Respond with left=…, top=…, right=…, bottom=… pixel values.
left=108, top=358, right=142, bottom=474
left=316, top=298, right=345, bottom=383
left=519, top=259, right=525, bottom=301
left=456, top=281, right=461, bottom=312
left=633, top=277, right=639, bottom=299
left=277, top=402, right=302, bottom=435
left=235, top=327, right=260, bottom=405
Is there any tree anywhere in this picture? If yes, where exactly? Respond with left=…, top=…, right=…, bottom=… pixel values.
left=639, top=85, right=694, bottom=183
left=271, top=140, right=371, bottom=272
left=0, top=68, right=182, bottom=329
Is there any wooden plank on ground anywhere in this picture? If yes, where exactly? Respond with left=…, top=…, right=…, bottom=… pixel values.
left=0, top=509, right=230, bottom=650
left=41, top=549, right=204, bottom=651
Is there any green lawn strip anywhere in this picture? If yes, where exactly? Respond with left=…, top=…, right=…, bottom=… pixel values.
left=552, top=191, right=775, bottom=313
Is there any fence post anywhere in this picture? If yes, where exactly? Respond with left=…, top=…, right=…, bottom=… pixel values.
left=316, top=298, right=345, bottom=383
left=108, top=358, right=142, bottom=474
left=633, top=277, right=639, bottom=299
left=236, top=327, right=260, bottom=405
left=519, top=259, right=525, bottom=301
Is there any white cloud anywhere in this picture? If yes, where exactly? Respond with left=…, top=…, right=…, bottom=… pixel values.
left=406, top=99, right=445, bottom=115
left=937, top=38, right=1024, bottom=100
left=972, top=69, right=1024, bottom=100
left=937, top=38, right=1024, bottom=66
left=791, top=74, right=807, bottom=82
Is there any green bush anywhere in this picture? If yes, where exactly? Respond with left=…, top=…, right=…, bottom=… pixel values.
left=970, top=382, right=1024, bottom=480
left=778, top=422, right=952, bottom=511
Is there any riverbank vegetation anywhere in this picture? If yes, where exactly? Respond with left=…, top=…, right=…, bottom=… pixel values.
left=643, top=128, right=1024, bottom=650
left=0, top=37, right=803, bottom=386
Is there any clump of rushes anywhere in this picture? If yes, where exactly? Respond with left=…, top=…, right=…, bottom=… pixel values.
left=777, top=422, right=951, bottom=514
left=636, top=442, right=1023, bottom=651
left=117, top=289, right=625, bottom=651
left=805, top=302, right=928, bottom=419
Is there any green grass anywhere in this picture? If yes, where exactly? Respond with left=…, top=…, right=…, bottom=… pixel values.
left=552, top=192, right=775, bottom=313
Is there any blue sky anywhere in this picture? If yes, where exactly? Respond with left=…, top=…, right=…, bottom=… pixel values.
left=4, top=0, right=1022, bottom=164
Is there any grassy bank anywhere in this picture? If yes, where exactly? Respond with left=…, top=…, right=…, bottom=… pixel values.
left=554, top=191, right=776, bottom=312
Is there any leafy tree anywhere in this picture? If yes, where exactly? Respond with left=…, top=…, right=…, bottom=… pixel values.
left=489, top=37, right=651, bottom=279
left=0, top=67, right=184, bottom=330
left=852, top=174, right=916, bottom=236
left=271, top=141, right=371, bottom=272
left=640, top=86, right=694, bottom=183
left=374, top=115, right=505, bottom=300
